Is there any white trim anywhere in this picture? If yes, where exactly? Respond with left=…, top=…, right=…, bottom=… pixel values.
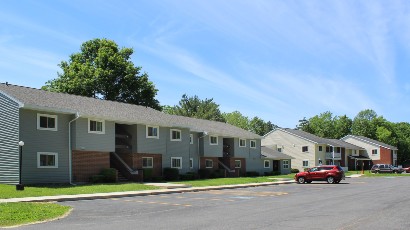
left=190, top=134, right=194, bottom=144
left=37, top=113, right=58, bottom=131
left=283, top=160, right=289, bottom=169
left=205, top=159, right=213, bottom=168
left=142, top=157, right=153, bottom=168
left=250, top=140, right=256, bottom=148
left=170, top=129, right=182, bottom=141
left=239, top=139, right=246, bottom=147
left=235, top=160, right=241, bottom=168
left=171, top=157, right=182, bottom=169
left=146, top=125, right=159, bottom=139
left=264, top=160, right=270, bottom=168
left=190, top=158, right=194, bottom=168
left=88, top=118, right=105, bottom=134
left=302, top=159, right=309, bottom=167
left=37, top=152, right=58, bottom=168
left=209, top=135, right=218, bottom=145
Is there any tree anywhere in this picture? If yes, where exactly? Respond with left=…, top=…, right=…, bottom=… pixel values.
left=222, top=111, right=249, bottom=130
left=165, top=94, right=225, bottom=122
left=249, top=117, right=276, bottom=136
left=333, top=115, right=352, bottom=139
left=351, top=109, right=378, bottom=139
left=42, top=38, right=161, bottom=110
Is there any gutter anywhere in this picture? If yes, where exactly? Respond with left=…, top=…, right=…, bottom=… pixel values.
left=68, top=112, right=81, bottom=185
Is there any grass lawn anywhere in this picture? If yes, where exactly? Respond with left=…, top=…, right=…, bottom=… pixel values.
left=0, top=183, right=159, bottom=199
left=0, top=202, right=71, bottom=227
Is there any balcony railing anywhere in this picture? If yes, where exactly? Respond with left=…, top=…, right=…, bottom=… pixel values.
left=325, top=152, right=341, bottom=159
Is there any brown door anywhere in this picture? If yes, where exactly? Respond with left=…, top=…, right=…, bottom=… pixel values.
left=272, top=160, right=280, bottom=172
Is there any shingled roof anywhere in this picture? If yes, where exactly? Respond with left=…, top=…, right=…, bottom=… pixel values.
left=341, top=135, right=398, bottom=150
left=261, top=146, right=294, bottom=160
left=0, top=83, right=260, bottom=139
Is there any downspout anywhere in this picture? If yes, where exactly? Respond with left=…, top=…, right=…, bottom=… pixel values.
left=69, top=112, right=80, bottom=185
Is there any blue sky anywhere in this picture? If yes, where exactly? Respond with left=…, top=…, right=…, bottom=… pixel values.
left=1, top=0, right=410, bottom=128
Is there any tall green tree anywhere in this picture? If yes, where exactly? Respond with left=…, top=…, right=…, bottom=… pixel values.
left=333, top=115, right=352, bottom=139
left=42, top=38, right=161, bottom=110
left=249, top=117, right=276, bottom=136
left=351, top=109, right=378, bottom=139
left=165, top=94, right=225, bottom=122
left=222, top=111, right=249, bottom=130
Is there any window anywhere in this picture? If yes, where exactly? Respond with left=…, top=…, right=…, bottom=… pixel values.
left=372, top=149, right=378, bottom=155
left=205, top=159, right=213, bottom=168
left=146, top=125, right=159, bottom=138
left=239, top=139, right=246, bottom=147
left=190, top=158, right=194, bottom=168
left=277, top=147, right=282, bottom=152
left=283, top=160, right=289, bottom=169
left=318, top=146, right=323, bottom=152
left=235, top=160, right=241, bottom=168
left=142, top=157, right=153, bottom=168
left=37, top=152, right=58, bottom=168
left=210, top=136, right=218, bottom=145
left=88, top=119, right=105, bottom=134
left=264, top=160, right=270, bottom=168
left=302, top=146, right=308, bottom=152
left=37, top=114, right=57, bottom=131
left=170, top=129, right=181, bottom=141
left=302, top=160, right=309, bottom=167
left=326, top=146, right=333, bottom=152
left=190, top=134, right=193, bottom=144
left=250, top=140, right=256, bottom=148
left=171, top=157, right=182, bottom=169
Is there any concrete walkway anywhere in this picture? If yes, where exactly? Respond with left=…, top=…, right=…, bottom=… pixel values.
left=0, top=180, right=295, bottom=203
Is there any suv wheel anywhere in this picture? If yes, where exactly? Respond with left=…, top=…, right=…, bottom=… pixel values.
left=326, top=176, right=335, bottom=184
left=297, top=177, right=305, bottom=184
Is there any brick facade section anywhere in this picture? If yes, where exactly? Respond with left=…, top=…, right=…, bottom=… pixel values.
left=373, top=147, right=393, bottom=165
left=200, top=157, right=220, bottom=170
left=72, top=150, right=110, bottom=182
left=133, top=153, right=162, bottom=177
left=200, top=157, right=246, bottom=177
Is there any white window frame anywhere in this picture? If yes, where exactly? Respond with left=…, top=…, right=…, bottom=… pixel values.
left=250, top=140, right=256, bottom=148
left=302, top=160, right=309, bottom=168
left=318, top=146, right=323, bottom=152
left=88, top=118, right=105, bottom=134
left=302, top=146, right=308, bottom=152
left=239, top=139, right=246, bottom=147
left=209, top=135, right=218, bottom=145
left=190, top=134, right=194, bottom=144
left=372, top=149, right=378, bottom=155
left=37, top=114, right=58, bottom=131
left=277, top=147, right=282, bottom=152
left=142, top=157, right=153, bottom=168
left=205, top=159, right=213, bottom=168
left=146, top=125, right=159, bottom=139
left=264, top=160, right=270, bottom=168
left=170, top=129, right=182, bottom=141
left=235, top=160, right=241, bottom=168
left=171, top=157, right=182, bottom=169
left=283, top=160, right=289, bottom=169
left=37, top=152, right=58, bottom=168
left=190, top=158, right=194, bottom=169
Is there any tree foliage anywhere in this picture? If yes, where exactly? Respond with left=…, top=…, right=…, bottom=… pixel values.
left=164, top=94, right=225, bottom=122
left=42, top=38, right=161, bottom=110
left=222, top=111, right=249, bottom=130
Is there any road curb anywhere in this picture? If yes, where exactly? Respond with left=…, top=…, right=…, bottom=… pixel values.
left=0, top=181, right=296, bottom=203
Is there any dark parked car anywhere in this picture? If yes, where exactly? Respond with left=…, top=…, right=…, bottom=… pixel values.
left=294, top=165, right=345, bottom=184
left=403, top=167, right=410, bottom=173
left=370, top=164, right=403, bottom=174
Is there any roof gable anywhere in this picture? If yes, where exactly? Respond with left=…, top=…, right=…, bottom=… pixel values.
left=341, top=135, right=398, bottom=150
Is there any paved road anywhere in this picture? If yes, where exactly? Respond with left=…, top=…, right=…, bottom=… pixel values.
left=17, top=177, right=410, bottom=230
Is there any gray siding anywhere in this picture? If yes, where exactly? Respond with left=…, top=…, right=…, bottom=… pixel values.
left=189, top=132, right=200, bottom=171
left=163, top=128, right=191, bottom=174
left=233, top=139, right=261, bottom=158
left=73, top=118, right=115, bottom=152
left=136, top=124, right=166, bottom=154
left=0, top=92, right=20, bottom=184
left=19, top=109, right=71, bottom=184
left=201, top=135, right=223, bottom=157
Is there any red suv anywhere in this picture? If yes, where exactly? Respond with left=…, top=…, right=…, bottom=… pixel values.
left=294, top=165, right=345, bottom=184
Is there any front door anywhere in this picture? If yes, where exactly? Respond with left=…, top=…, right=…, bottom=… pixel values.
left=272, top=160, right=280, bottom=172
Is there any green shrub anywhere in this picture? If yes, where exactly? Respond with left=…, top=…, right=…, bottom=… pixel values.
left=163, top=167, right=179, bottom=181
left=90, top=175, right=105, bottom=183
left=264, top=171, right=280, bottom=176
left=210, top=169, right=224, bottom=178
left=180, top=172, right=198, bottom=180
left=246, top=171, right=260, bottom=177
left=291, top=168, right=300, bottom=173
left=198, top=169, right=211, bottom=179
left=100, top=168, right=117, bottom=182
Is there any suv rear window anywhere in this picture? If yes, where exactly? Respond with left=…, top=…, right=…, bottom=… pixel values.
left=336, top=166, right=343, bottom=171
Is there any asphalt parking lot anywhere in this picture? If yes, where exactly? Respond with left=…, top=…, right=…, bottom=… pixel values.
left=16, top=177, right=410, bottom=230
